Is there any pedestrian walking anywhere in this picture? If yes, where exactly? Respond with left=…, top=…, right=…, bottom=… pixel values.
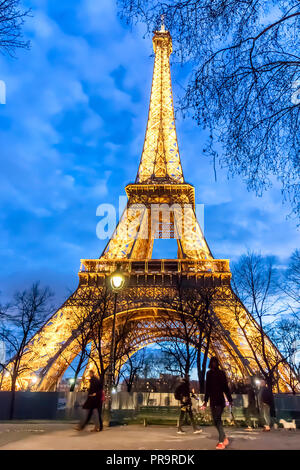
left=75, top=370, right=104, bottom=432
left=244, top=377, right=259, bottom=430
left=258, top=379, right=275, bottom=432
left=203, top=357, right=233, bottom=449
left=174, top=376, right=202, bottom=435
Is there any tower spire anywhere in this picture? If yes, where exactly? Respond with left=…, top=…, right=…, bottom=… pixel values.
left=160, top=14, right=166, bottom=32
left=136, top=27, right=184, bottom=184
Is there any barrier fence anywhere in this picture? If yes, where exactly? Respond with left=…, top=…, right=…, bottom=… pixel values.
left=0, top=391, right=299, bottom=424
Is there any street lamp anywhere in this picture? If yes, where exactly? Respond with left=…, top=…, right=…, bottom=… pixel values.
left=109, top=270, right=125, bottom=292
left=106, top=268, right=125, bottom=425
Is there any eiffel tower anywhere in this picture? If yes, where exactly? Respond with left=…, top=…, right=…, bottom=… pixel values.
left=1, top=25, right=295, bottom=393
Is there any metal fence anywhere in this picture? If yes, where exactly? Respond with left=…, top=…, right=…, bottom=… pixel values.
left=0, top=391, right=299, bottom=422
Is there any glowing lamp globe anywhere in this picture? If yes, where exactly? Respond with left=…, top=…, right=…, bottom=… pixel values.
left=110, top=271, right=125, bottom=292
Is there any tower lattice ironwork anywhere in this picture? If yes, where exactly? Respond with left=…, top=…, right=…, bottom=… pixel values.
left=1, top=26, right=296, bottom=393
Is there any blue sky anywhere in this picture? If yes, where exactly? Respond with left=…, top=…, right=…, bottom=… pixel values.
left=0, top=0, right=299, bottom=305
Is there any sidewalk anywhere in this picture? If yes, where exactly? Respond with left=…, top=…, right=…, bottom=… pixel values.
left=0, top=423, right=299, bottom=450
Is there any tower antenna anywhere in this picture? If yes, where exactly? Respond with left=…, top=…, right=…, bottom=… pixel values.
left=160, top=14, right=166, bottom=32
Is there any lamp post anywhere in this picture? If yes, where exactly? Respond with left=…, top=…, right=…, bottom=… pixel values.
left=106, top=268, right=125, bottom=425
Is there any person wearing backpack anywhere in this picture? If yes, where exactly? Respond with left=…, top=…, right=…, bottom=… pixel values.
left=174, top=376, right=202, bottom=434
left=202, top=357, right=233, bottom=449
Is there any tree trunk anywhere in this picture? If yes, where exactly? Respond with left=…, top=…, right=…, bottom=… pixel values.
left=184, top=360, right=190, bottom=378
left=196, top=347, right=202, bottom=392
left=199, top=368, right=206, bottom=394
left=9, top=374, right=17, bottom=420
left=200, top=331, right=211, bottom=393
left=266, top=372, right=273, bottom=391
left=70, top=372, right=78, bottom=392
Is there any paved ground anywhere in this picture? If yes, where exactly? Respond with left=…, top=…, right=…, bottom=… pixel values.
left=0, top=422, right=299, bottom=450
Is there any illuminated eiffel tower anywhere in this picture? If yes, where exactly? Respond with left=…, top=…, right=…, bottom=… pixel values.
left=1, top=25, right=295, bottom=392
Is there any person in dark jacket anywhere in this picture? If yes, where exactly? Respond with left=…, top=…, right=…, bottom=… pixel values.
left=203, top=357, right=232, bottom=449
left=175, top=376, right=202, bottom=434
left=258, top=379, right=275, bottom=431
left=244, top=377, right=259, bottom=430
left=76, top=370, right=104, bottom=432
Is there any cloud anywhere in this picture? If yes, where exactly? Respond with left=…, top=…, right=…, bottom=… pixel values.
left=0, top=0, right=298, bottom=302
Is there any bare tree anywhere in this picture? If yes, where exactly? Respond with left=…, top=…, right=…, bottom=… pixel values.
left=158, top=340, right=196, bottom=379
left=232, top=252, right=281, bottom=322
left=0, top=0, right=30, bottom=56
left=66, top=286, right=115, bottom=388
left=159, top=279, right=198, bottom=379
left=123, top=347, right=180, bottom=392
left=271, top=318, right=300, bottom=394
left=282, top=249, right=300, bottom=319
left=60, top=302, right=91, bottom=392
left=68, top=286, right=139, bottom=393
left=181, top=284, right=221, bottom=393
left=0, top=283, right=53, bottom=419
left=231, top=252, right=288, bottom=390
left=118, top=348, right=147, bottom=392
left=159, top=277, right=220, bottom=391
left=112, top=309, right=140, bottom=389
left=118, top=0, right=300, bottom=218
